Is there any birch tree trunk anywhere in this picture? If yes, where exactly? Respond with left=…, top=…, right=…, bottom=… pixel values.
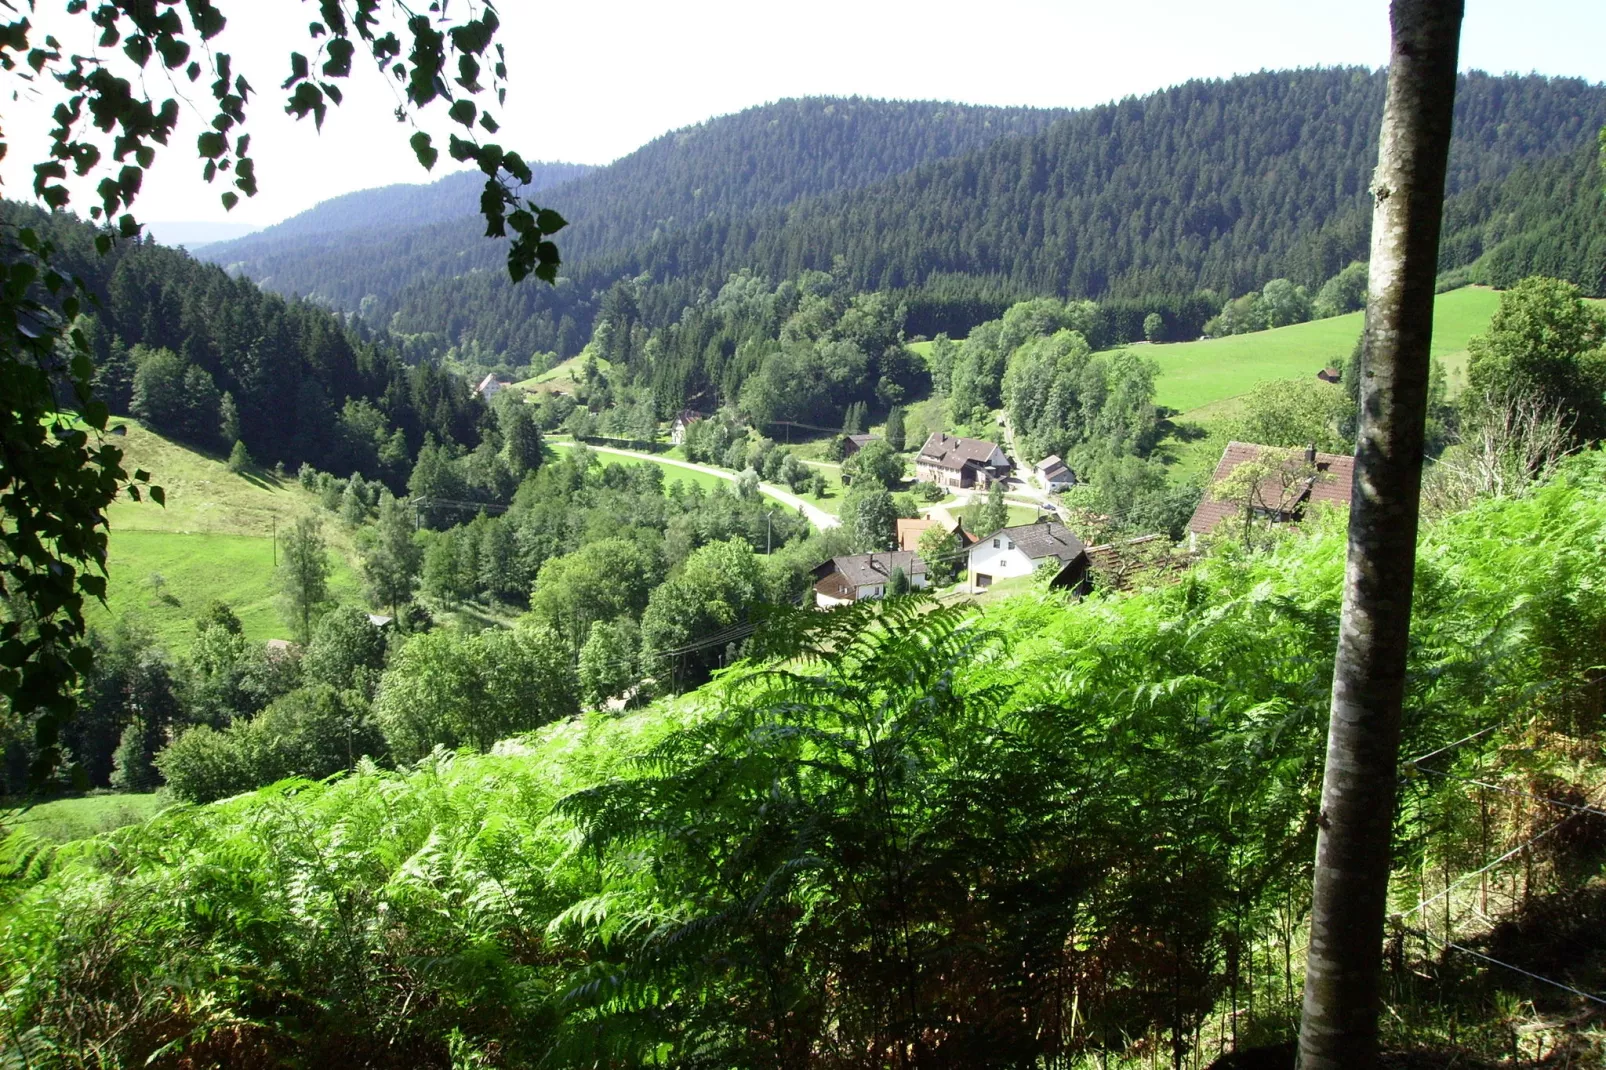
left=1296, top=3, right=1463, bottom=1068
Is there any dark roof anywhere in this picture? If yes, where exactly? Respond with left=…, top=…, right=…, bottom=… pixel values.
left=673, top=408, right=705, bottom=425
left=989, top=521, right=1087, bottom=565
left=846, top=433, right=878, bottom=448
left=814, top=551, right=927, bottom=588
left=916, top=432, right=1004, bottom=471
left=1188, top=442, right=1356, bottom=535
left=1037, top=455, right=1073, bottom=480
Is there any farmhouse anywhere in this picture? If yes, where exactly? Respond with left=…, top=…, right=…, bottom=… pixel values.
left=966, top=519, right=1090, bottom=594
left=813, top=551, right=929, bottom=607
left=914, top=432, right=1010, bottom=489
left=670, top=409, right=704, bottom=446
left=842, top=433, right=879, bottom=457
left=1187, top=441, right=1356, bottom=541
left=1033, top=454, right=1076, bottom=492
left=476, top=373, right=511, bottom=399
left=1316, top=367, right=1342, bottom=384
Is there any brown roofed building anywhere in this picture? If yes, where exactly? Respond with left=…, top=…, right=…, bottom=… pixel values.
left=914, top=432, right=1010, bottom=489
left=896, top=516, right=971, bottom=553
left=813, top=551, right=929, bottom=607
left=842, top=433, right=879, bottom=457
left=1188, top=441, right=1356, bottom=541
left=670, top=409, right=705, bottom=446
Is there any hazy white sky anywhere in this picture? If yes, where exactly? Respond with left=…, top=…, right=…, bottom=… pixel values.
left=4, top=0, right=1604, bottom=229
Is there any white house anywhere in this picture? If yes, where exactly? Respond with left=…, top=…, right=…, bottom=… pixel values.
left=476, top=373, right=511, bottom=399
left=966, top=520, right=1090, bottom=593
left=1034, top=455, right=1076, bottom=492
left=812, top=551, right=929, bottom=607
left=670, top=408, right=704, bottom=446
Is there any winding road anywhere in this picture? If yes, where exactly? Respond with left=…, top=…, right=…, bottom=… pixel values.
left=550, top=441, right=841, bottom=530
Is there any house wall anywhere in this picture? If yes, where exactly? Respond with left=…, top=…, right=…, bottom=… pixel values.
left=967, top=538, right=1037, bottom=590
left=915, top=461, right=969, bottom=489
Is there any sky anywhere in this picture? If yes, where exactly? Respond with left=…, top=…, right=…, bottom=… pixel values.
left=3, top=0, right=1604, bottom=231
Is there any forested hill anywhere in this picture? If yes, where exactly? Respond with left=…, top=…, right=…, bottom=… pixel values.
left=12, top=203, right=486, bottom=485
left=201, top=98, right=1070, bottom=312
left=656, top=70, right=1606, bottom=302
left=207, top=70, right=1606, bottom=362
left=201, top=161, right=593, bottom=287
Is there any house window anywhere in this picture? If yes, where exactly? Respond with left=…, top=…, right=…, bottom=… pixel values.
left=1006, top=541, right=1014, bottom=550
left=992, top=538, right=999, bottom=548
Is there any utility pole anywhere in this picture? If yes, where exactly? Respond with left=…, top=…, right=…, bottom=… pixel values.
left=765, top=509, right=775, bottom=554
left=272, top=516, right=277, bottom=567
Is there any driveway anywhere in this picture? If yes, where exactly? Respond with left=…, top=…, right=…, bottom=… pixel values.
left=550, top=441, right=840, bottom=530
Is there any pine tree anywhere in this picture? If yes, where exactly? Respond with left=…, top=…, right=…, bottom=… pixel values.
left=219, top=390, right=241, bottom=444
left=884, top=405, right=906, bottom=451
left=362, top=492, right=423, bottom=615
left=227, top=439, right=252, bottom=473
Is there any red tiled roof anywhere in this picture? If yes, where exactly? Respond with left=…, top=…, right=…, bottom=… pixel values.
left=1187, top=442, right=1356, bottom=535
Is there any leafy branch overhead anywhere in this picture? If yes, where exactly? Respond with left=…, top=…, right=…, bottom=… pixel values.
left=8, top=0, right=565, bottom=282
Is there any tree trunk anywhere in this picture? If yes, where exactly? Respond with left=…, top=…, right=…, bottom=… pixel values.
left=1295, top=3, right=1464, bottom=1069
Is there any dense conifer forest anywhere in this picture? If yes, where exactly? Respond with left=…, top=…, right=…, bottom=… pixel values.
left=202, top=70, right=1606, bottom=362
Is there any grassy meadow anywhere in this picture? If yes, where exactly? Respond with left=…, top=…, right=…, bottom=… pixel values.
left=0, top=792, right=166, bottom=842
left=510, top=353, right=610, bottom=395
left=1135, top=286, right=1503, bottom=416
left=88, top=421, right=363, bottom=652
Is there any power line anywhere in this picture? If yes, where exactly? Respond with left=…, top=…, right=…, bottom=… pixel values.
left=1395, top=812, right=1577, bottom=921
left=1412, top=927, right=1606, bottom=1007
left=1405, top=723, right=1503, bottom=767
left=1411, top=765, right=1606, bottom=819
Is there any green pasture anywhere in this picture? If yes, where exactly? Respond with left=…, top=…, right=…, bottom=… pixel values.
left=1134, top=286, right=1502, bottom=416
left=1, top=792, right=166, bottom=842
left=551, top=441, right=728, bottom=493
left=87, top=530, right=362, bottom=651
left=92, top=420, right=364, bottom=651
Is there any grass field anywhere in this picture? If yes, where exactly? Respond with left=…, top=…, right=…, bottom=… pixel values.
left=88, top=421, right=363, bottom=651
left=1133, top=287, right=1503, bottom=416
left=1, top=792, right=166, bottom=842
left=551, top=441, right=729, bottom=493
left=510, top=353, right=610, bottom=396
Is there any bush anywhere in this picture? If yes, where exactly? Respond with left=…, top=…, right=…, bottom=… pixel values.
left=910, top=481, right=946, bottom=502
left=159, top=685, right=384, bottom=802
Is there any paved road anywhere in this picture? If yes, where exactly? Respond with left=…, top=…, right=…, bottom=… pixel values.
left=550, top=441, right=840, bottom=530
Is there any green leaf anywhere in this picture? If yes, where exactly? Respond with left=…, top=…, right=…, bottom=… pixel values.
left=149, top=486, right=166, bottom=507
left=410, top=131, right=438, bottom=171
left=197, top=131, right=226, bottom=159
left=283, top=51, right=309, bottom=89
left=535, top=208, right=568, bottom=234
left=448, top=100, right=476, bottom=128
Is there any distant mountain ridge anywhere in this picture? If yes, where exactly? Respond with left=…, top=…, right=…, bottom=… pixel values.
left=200, top=97, right=1073, bottom=309
left=202, top=161, right=594, bottom=276
left=201, top=72, right=1606, bottom=361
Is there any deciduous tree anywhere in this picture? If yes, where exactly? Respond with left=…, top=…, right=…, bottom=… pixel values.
left=1297, top=3, right=1464, bottom=1066
left=276, top=516, right=332, bottom=645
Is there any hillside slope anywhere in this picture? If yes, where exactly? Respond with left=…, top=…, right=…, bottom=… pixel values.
left=347, top=70, right=1606, bottom=362
left=89, top=422, right=362, bottom=651
left=1143, top=285, right=1504, bottom=415
left=200, top=98, right=1071, bottom=311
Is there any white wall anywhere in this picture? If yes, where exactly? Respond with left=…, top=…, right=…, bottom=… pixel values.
left=967, top=537, right=1036, bottom=587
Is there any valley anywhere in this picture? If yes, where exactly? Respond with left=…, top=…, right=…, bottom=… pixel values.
left=4, top=23, right=1606, bottom=1070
